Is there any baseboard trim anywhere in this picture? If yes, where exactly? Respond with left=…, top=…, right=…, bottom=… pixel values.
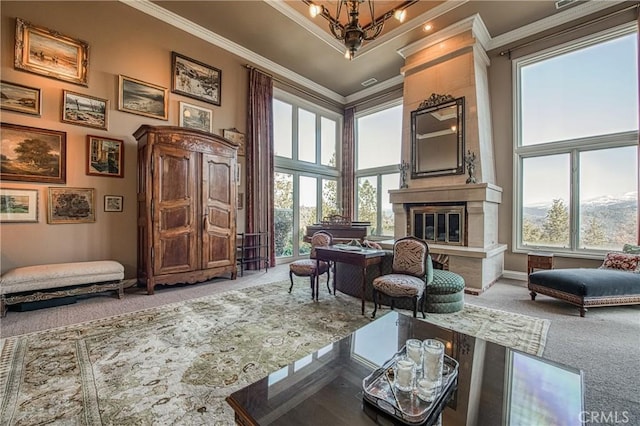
left=503, top=270, right=527, bottom=281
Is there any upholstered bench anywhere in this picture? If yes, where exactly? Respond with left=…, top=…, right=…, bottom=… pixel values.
left=528, top=268, right=640, bottom=317
left=426, top=269, right=465, bottom=313
left=1, top=260, right=125, bottom=316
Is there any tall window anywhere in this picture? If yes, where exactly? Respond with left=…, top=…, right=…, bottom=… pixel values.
left=355, top=101, right=402, bottom=237
left=273, top=89, right=341, bottom=260
left=515, top=24, right=638, bottom=254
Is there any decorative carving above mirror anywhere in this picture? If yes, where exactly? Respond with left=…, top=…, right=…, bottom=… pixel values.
left=411, top=93, right=465, bottom=179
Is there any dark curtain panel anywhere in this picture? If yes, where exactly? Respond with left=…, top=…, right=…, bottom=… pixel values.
left=341, top=107, right=355, bottom=220
left=247, top=68, right=275, bottom=266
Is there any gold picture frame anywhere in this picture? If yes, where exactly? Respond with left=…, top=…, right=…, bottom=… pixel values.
left=0, top=122, right=66, bottom=184
left=62, top=90, right=108, bottom=130
left=14, top=18, right=89, bottom=86
left=118, top=75, right=168, bottom=120
left=47, top=187, right=95, bottom=224
left=223, top=128, right=246, bottom=156
left=179, top=101, right=213, bottom=132
left=0, top=188, right=39, bottom=223
left=0, top=80, right=41, bottom=116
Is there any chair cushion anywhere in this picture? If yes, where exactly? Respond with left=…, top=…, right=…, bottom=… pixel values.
left=289, top=259, right=328, bottom=276
left=372, top=274, right=425, bottom=298
left=623, top=243, right=640, bottom=254
left=392, top=239, right=427, bottom=277
left=428, top=270, right=466, bottom=294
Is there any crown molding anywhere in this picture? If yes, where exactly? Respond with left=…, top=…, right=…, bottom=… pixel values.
left=398, top=14, right=490, bottom=59
left=118, top=0, right=346, bottom=104
left=487, top=0, right=627, bottom=50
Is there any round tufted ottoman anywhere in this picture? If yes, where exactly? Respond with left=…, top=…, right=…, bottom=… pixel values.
left=426, top=270, right=465, bottom=313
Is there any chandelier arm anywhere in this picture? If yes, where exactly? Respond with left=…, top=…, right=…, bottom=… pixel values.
left=329, top=23, right=346, bottom=41
left=363, top=22, right=385, bottom=41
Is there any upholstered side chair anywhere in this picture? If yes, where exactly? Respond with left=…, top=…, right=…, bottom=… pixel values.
left=371, top=236, right=429, bottom=318
left=289, top=230, right=333, bottom=300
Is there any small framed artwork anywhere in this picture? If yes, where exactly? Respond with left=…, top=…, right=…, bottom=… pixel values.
left=179, top=101, right=213, bottom=132
left=104, top=195, right=123, bottom=212
left=47, top=187, right=95, bottom=224
left=0, top=188, right=38, bottom=223
left=172, top=52, right=221, bottom=106
left=62, top=90, right=108, bottom=130
left=86, top=135, right=124, bottom=178
left=0, top=81, right=41, bottom=116
left=223, top=128, right=246, bottom=156
left=118, top=75, right=168, bottom=120
left=14, top=18, right=89, bottom=86
left=0, top=122, right=66, bottom=184
left=237, top=193, right=244, bottom=210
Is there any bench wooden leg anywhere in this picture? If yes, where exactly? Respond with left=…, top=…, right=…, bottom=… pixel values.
left=530, top=291, right=537, bottom=301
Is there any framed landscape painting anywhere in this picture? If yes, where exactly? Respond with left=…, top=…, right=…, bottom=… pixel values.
left=172, top=52, right=221, bottom=106
left=62, top=90, right=108, bottom=130
left=0, top=188, right=38, bottom=223
left=118, top=75, right=168, bottom=120
left=0, top=81, right=41, bottom=116
left=0, top=123, right=66, bottom=183
left=14, top=18, right=89, bottom=86
left=179, top=101, right=213, bottom=132
left=47, top=187, right=95, bottom=224
left=86, top=135, right=124, bottom=178
left=223, top=128, right=246, bottom=156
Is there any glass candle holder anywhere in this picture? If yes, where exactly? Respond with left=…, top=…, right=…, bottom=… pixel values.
left=406, top=339, right=423, bottom=373
left=393, top=356, right=416, bottom=392
left=416, top=377, right=439, bottom=403
left=422, top=339, right=444, bottom=386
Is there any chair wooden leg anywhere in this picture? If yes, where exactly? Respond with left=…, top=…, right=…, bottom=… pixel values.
left=309, top=275, right=315, bottom=299
left=289, top=270, right=295, bottom=293
left=412, top=296, right=417, bottom=318
left=372, top=289, right=378, bottom=318
left=326, top=268, right=331, bottom=295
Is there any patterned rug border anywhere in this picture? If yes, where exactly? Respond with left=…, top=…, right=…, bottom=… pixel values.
left=0, top=279, right=551, bottom=357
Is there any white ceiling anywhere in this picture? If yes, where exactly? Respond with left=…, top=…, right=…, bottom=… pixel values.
left=124, top=1, right=631, bottom=104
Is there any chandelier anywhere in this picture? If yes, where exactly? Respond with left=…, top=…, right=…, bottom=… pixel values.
left=304, top=0, right=419, bottom=59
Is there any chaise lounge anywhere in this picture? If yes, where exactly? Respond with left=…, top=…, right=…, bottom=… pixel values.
left=528, top=248, right=640, bottom=317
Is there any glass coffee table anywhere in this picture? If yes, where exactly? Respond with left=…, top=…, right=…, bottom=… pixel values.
left=226, top=312, right=584, bottom=425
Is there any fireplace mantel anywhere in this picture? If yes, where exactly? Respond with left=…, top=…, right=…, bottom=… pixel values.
left=389, top=182, right=506, bottom=293
left=389, top=183, right=502, bottom=205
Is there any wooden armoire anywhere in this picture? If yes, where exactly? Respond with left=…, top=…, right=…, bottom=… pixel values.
left=134, top=125, right=238, bottom=294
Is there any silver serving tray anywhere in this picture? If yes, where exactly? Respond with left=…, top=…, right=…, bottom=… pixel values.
left=362, top=346, right=458, bottom=425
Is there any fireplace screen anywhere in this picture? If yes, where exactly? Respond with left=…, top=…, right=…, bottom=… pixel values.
left=410, top=206, right=465, bottom=246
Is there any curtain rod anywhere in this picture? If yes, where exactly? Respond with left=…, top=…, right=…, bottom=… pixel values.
left=499, top=3, right=639, bottom=58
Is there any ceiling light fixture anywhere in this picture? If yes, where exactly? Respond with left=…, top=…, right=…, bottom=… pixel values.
left=304, top=0, right=419, bottom=60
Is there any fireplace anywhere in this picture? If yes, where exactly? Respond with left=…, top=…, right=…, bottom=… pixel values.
left=409, top=204, right=465, bottom=246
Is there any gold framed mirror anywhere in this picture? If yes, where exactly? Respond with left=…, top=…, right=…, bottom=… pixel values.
left=411, top=94, right=465, bottom=179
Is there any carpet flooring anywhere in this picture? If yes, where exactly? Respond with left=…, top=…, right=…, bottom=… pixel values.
left=0, top=278, right=549, bottom=425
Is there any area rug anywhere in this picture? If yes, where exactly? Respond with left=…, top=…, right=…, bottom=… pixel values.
left=0, top=279, right=549, bottom=425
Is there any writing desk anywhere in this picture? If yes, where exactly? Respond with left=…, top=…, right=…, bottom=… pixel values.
left=315, top=246, right=386, bottom=315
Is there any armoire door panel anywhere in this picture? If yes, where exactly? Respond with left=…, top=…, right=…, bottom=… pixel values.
left=159, top=206, right=192, bottom=231
left=159, top=154, right=192, bottom=202
left=157, top=234, right=193, bottom=273
left=202, top=153, right=235, bottom=269
left=153, top=145, right=198, bottom=275
left=207, top=206, right=230, bottom=229
left=205, top=160, right=231, bottom=204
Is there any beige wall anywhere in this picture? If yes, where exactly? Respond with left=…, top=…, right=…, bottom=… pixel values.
left=1, top=2, right=249, bottom=277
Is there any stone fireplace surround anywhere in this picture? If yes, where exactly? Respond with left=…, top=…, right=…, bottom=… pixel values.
left=387, top=184, right=507, bottom=294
